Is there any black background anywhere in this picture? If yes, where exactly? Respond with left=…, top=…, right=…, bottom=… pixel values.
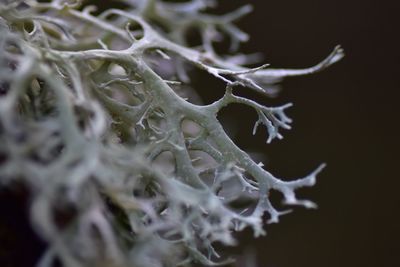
left=1, top=1, right=399, bottom=267
left=206, top=1, right=399, bottom=267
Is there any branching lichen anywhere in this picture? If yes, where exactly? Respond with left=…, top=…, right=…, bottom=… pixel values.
left=0, top=1, right=344, bottom=267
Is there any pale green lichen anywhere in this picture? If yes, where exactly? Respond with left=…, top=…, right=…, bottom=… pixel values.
left=0, top=1, right=343, bottom=267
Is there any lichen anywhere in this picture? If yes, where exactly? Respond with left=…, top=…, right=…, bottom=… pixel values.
left=0, top=1, right=344, bottom=267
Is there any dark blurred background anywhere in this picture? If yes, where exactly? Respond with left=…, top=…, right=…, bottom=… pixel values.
left=1, top=1, right=399, bottom=267
left=207, top=1, right=399, bottom=267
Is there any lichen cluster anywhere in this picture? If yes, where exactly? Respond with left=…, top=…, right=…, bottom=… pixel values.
left=0, top=1, right=343, bottom=266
